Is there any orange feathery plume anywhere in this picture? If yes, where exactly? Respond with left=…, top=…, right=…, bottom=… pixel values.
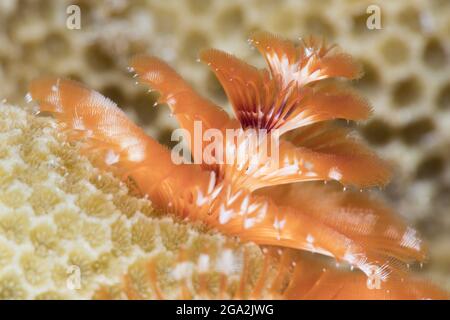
left=28, top=31, right=448, bottom=299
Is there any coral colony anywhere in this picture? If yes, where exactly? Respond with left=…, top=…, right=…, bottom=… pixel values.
left=27, top=32, right=448, bottom=299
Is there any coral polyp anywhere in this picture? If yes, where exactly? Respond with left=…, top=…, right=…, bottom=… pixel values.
left=24, top=31, right=447, bottom=299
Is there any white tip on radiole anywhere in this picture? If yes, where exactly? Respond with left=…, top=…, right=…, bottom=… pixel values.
left=25, top=93, right=33, bottom=103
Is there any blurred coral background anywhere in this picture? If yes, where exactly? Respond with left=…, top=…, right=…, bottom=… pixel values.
left=0, top=0, right=449, bottom=292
